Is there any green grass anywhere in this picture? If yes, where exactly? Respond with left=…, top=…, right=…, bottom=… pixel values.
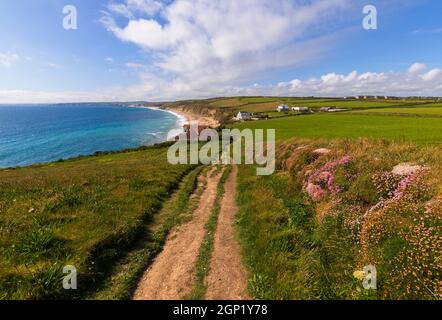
left=89, top=165, right=205, bottom=300
left=236, top=166, right=322, bottom=299
left=238, top=97, right=280, bottom=104
left=297, top=100, right=406, bottom=108
left=236, top=139, right=441, bottom=299
left=0, top=144, right=195, bottom=299
left=233, top=113, right=442, bottom=143
left=351, top=106, right=442, bottom=116
left=189, top=166, right=231, bottom=300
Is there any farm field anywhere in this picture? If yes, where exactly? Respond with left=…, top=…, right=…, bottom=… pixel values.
left=233, top=113, right=442, bottom=143
left=204, top=96, right=423, bottom=115
left=351, top=106, right=442, bottom=115
left=298, top=100, right=408, bottom=108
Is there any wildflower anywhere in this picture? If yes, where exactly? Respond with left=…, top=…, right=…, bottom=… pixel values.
left=303, top=155, right=351, bottom=200
left=353, top=270, right=365, bottom=280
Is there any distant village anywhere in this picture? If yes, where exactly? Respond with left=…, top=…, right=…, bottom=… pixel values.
left=233, top=95, right=442, bottom=122
left=234, top=104, right=341, bottom=121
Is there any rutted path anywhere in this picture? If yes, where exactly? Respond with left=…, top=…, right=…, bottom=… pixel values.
left=205, top=166, right=250, bottom=300
left=133, top=167, right=222, bottom=300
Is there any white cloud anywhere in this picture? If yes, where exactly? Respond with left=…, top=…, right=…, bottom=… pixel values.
left=2, top=63, right=442, bottom=104
left=262, top=64, right=442, bottom=97
left=108, top=4, right=134, bottom=19
left=2, top=1, right=441, bottom=103
left=408, top=62, right=427, bottom=75
left=105, top=57, right=114, bottom=63
left=421, top=68, right=442, bottom=82
left=108, top=0, right=165, bottom=18
left=101, top=0, right=356, bottom=91
left=0, top=52, right=20, bottom=68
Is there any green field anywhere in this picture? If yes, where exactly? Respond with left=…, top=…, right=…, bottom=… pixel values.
left=233, top=113, right=442, bottom=143
left=0, top=144, right=195, bottom=299
left=351, top=106, right=442, bottom=115
left=205, top=96, right=418, bottom=115
left=298, top=100, right=406, bottom=108
left=177, top=97, right=442, bottom=117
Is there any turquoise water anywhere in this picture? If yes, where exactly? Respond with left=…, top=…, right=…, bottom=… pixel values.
left=0, top=103, right=182, bottom=168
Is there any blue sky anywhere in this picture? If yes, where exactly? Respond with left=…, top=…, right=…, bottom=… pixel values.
left=0, top=0, right=441, bottom=102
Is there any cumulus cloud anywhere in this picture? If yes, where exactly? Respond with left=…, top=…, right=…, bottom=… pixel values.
left=254, top=64, right=442, bottom=97
left=2, top=63, right=441, bottom=104
left=2, top=0, right=441, bottom=103
left=0, top=52, right=20, bottom=68
left=408, top=62, right=427, bottom=75
left=101, top=0, right=357, bottom=91
left=421, top=68, right=442, bottom=82
left=96, top=0, right=442, bottom=101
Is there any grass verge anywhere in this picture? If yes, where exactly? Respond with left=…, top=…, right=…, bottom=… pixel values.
left=88, top=165, right=206, bottom=299
left=236, top=165, right=321, bottom=299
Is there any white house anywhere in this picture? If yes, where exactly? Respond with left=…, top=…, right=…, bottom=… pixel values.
left=235, top=111, right=252, bottom=121
left=277, top=104, right=290, bottom=112
left=292, top=106, right=310, bottom=113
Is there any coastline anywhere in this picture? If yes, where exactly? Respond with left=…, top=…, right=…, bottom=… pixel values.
left=144, top=106, right=188, bottom=141
left=145, top=105, right=220, bottom=140
left=0, top=104, right=219, bottom=169
left=164, top=107, right=220, bottom=128
left=146, top=105, right=219, bottom=128
left=0, top=105, right=190, bottom=169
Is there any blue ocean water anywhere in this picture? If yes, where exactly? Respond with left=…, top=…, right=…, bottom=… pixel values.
left=0, top=103, right=183, bottom=168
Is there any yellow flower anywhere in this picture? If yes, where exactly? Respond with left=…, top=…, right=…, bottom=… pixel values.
left=353, top=270, right=365, bottom=280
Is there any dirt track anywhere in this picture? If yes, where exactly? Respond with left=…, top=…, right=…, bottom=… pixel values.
left=133, top=166, right=249, bottom=300
left=133, top=168, right=222, bottom=300
left=205, top=166, right=250, bottom=300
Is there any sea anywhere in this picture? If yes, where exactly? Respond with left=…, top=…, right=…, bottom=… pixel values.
left=0, top=103, right=186, bottom=168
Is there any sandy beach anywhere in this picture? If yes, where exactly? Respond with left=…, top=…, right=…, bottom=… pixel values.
left=145, top=105, right=220, bottom=141
left=165, top=107, right=220, bottom=128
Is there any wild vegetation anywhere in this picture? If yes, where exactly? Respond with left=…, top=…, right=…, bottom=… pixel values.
left=236, top=139, right=441, bottom=299
left=89, top=165, right=205, bottom=299
left=0, top=144, right=196, bottom=299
